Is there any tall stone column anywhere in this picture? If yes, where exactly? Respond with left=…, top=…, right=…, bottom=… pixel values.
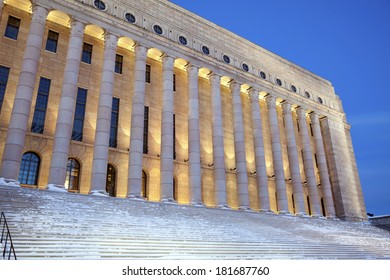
left=266, top=95, right=288, bottom=213
left=296, top=106, right=322, bottom=216
left=48, top=20, right=85, bottom=187
left=230, top=81, right=250, bottom=210
left=160, top=55, right=175, bottom=202
left=209, top=73, right=227, bottom=207
left=90, top=33, right=118, bottom=193
left=310, top=112, right=336, bottom=217
left=0, top=5, right=48, bottom=181
left=186, top=64, right=202, bottom=205
left=249, top=89, right=270, bottom=211
left=281, top=102, right=306, bottom=215
left=128, top=44, right=148, bottom=197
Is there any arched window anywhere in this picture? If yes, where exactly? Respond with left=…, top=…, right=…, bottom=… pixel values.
left=18, top=152, right=40, bottom=185
left=173, top=177, right=178, bottom=201
left=106, top=164, right=116, bottom=197
left=141, top=170, right=148, bottom=199
left=65, top=158, right=80, bottom=191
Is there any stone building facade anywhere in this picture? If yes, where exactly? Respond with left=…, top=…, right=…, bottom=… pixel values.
left=0, top=0, right=366, bottom=221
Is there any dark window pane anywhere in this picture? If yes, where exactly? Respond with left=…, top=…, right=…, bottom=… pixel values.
left=18, top=152, right=40, bottom=185
left=145, top=64, right=151, bottom=83
left=65, top=158, right=80, bottom=191
left=45, top=30, right=59, bottom=53
left=115, top=54, right=123, bottom=74
left=82, top=43, right=93, bottom=64
left=31, top=77, right=51, bottom=134
left=5, top=16, right=20, bottom=40
left=0, top=66, right=10, bottom=113
left=109, top=97, right=119, bottom=148
left=71, top=88, right=87, bottom=141
left=143, top=106, right=149, bottom=154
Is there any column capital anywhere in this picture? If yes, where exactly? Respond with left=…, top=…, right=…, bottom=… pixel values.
left=265, top=94, right=277, bottom=109
left=209, top=72, right=221, bottom=84
left=162, top=54, right=175, bottom=70
left=186, top=63, right=199, bottom=73
left=103, top=33, right=118, bottom=50
left=248, top=88, right=260, bottom=103
left=69, top=19, right=85, bottom=37
left=229, top=80, right=241, bottom=96
left=281, top=101, right=293, bottom=114
left=309, top=111, right=320, bottom=124
left=134, top=44, right=148, bottom=61
left=295, top=106, right=307, bottom=118
left=31, top=4, right=48, bottom=21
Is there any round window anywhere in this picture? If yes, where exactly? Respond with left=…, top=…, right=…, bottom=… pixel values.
left=291, top=85, right=297, bottom=92
left=202, top=46, right=210, bottom=55
left=179, top=36, right=187, bottom=46
left=223, top=55, right=230, bottom=64
left=242, top=63, right=249, bottom=72
left=94, top=0, right=106, bottom=10
left=305, top=91, right=311, bottom=98
left=153, top=25, right=163, bottom=35
left=125, top=13, right=136, bottom=23
left=318, top=97, right=323, bottom=104
left=260, top=71, right=266, bottom=79
left=276, top=78, right=282, bottom=86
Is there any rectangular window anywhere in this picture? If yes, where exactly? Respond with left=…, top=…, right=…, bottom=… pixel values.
left=173, top=74, right=176, bottom=92
left=310, top=123, right=314, bottom=136
left=31, top=77, right=51, bottom=134
left=143, top=106, right=149, bottom=154
left=115, top=54, right=123, bottom=74
left=4, top=16, right=20, bottom=40
left=45, top=30, right=59, bottom=53
left=145, top=64, right=151, bottom=83
left=109, top=97, right=120, bottom=148
left=173, top=114, right=176, bottom=159
left=0, top=65, right=10, bottom=113
left=81, top=42, right=93, bottom=64
left=71, top=88, right=88, bottom=141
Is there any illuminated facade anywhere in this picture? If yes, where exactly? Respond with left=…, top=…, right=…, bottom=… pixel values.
left=0, top=0, right=366, bottom=221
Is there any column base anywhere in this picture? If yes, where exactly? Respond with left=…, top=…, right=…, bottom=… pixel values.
left=190, top=201, right=204, bottom=207
left=45, top=184, right=68, bottom=192
left=161, top=198, right=177, bottom=204
left=216, top=204, right=230, bottom=210
left=326, top=214, right=337, bottom=220
left=0, top=178, right=21, bottom=187
left=128, top=195, right=147, bottom=201
left=239, top=206, right=252, bottom=212
left=90, top=190, right=109, bottom=197
left=295, top=212, right=309, bottom=217
left=277, top=210, right=289, bottom=215
left=259, top=209, right=273, bottom=213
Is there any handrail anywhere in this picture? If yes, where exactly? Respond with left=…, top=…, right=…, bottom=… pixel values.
left=0, top=212, right=17, bottom=260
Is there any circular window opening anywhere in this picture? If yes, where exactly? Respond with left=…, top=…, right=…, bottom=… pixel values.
left=318, top=97, right=323, bottom=104
left=242, top=63, right=249, bottom=72
left=153, top=25, right=163, bottom=35
left=125, top=13, right=136, bottom=23
left=94, top=0, right=106, bottom=10
left=223, top=55, right=230, bottom=64
left=305, top=91, right=311, bottom=98
left=291, top=85, right=297, bottom=92
left=276, top=78, right=282, bottom=86
left=260, top=71, right=266, bottom=79
left=202, top=46, right=210, bottom=55
left=179, top=36, right=187, bottom=46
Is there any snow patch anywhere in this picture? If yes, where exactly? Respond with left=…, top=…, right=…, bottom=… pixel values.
left=46, top=184, right=68, bottom=193
left=0, top=177, right=20, bottom=187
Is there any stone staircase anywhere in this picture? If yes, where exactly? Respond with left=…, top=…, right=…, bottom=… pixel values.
left=1, top=185, right=389, bottom=259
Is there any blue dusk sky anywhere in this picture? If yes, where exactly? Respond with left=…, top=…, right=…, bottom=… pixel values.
left=170, top=0, right=390, bottom=216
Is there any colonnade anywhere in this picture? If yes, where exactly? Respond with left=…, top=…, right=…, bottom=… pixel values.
left=0, top=3, right=336, bottom=217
